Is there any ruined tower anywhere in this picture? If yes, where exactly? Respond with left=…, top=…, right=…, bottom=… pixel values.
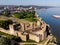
left=30, top=22, right=34, bottom=30
left=20, top=23, right=25, bottom=31
left=9, top=24, right=14, bottom=34
left=37, top=21, right=41, bottom=28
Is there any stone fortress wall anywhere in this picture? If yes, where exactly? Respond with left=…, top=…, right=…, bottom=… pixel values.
left=0, top=13, right=49, bottom=42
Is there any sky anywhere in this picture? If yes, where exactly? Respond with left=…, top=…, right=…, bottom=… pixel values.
left=0, top=0, right=60, bottom=6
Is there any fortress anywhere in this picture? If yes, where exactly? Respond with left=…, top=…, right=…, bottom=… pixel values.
left=0, top=14, right=50, bottom=42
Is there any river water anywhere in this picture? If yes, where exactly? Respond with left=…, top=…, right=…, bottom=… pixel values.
left=36, top=8, right=60, bottom=43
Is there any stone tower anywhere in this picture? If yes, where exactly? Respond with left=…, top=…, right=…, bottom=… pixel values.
left=37, top=21, right=41, bottom=28
left=20, top=23, right=25, bottom=31
left=9, top=24, right=14, bottom=34
left=30, top=22, right=34, bottom=30
left=25, top=24, right=28, bottom=30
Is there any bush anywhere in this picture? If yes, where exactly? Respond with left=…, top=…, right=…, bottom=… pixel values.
left=0, top=37, right=11, bottom=45
left=0, top=20, right=13, bottom=29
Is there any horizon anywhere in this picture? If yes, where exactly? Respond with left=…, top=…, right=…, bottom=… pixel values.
left=0, top=0, right=60, bottom=6
left=0, top=4, right=57, bottom=6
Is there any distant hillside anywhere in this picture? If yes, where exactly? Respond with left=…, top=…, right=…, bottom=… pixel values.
left=0, top=5, right=55, bottom=9
left=20, top=5, right=55, bottom=9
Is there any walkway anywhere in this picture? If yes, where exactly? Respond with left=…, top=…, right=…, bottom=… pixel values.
left=37, top=35, right=53, bottom=45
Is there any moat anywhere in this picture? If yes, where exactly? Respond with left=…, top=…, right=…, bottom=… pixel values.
left=36, top=8, right=60, bottom=43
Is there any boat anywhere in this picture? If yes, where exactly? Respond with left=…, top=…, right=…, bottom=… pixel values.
left=52, top=15, right=60, bottom=18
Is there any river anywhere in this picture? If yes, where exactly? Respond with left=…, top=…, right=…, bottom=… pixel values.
left=36, top=8, right=60, bottom=43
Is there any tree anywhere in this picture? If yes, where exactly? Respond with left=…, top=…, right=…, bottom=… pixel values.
left=4, top=9, right=10, bottom=17
left=0, top=37, right=11, bottom=45
left=0, top=20, right=13, bottom=29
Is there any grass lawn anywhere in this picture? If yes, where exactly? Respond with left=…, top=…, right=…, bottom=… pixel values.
left=40, top=38, right=47, bottom=44
left=23, top=39, right=36, bottom=43
left=24, top=44, right=37, bottom=45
